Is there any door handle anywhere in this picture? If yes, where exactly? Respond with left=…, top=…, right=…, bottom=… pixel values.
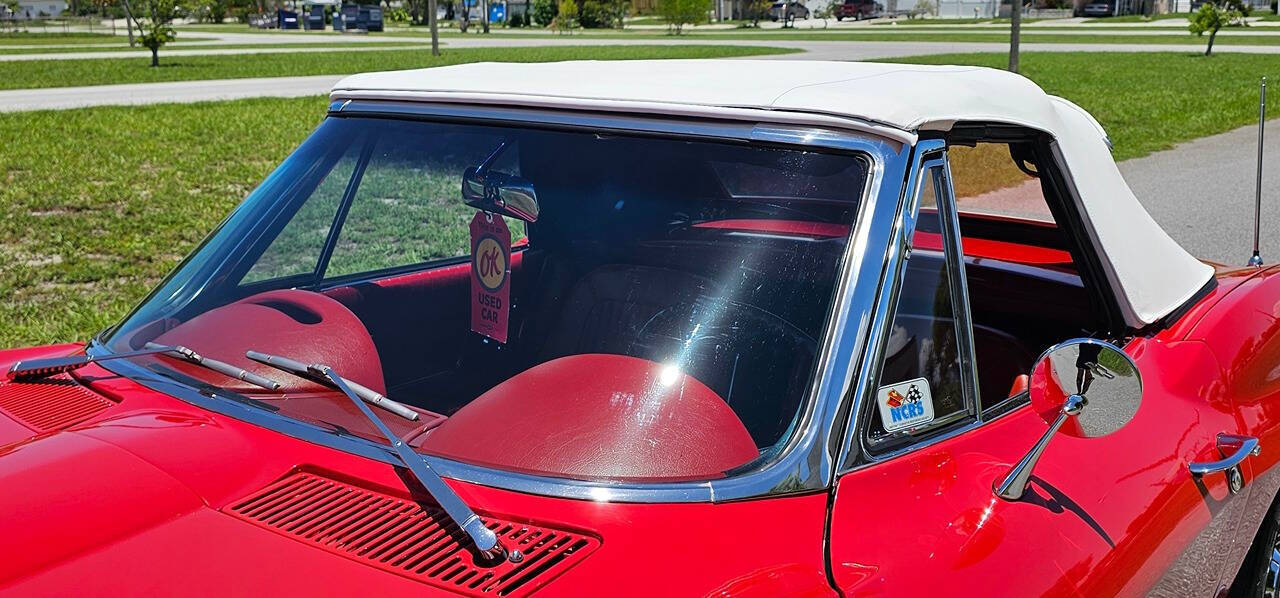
left=1189, top=434, right=1259, bottom=495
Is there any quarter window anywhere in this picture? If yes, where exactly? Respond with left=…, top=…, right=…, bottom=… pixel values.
left=865, top=159, right=976, bottom=452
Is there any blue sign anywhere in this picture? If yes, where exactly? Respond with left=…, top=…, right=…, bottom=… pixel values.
left=489, top=2, right=505, bottom=22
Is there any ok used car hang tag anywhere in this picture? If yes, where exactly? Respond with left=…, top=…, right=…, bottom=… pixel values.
left=876, top=377, right=935, bottom=433
left=470, top=211, right=511, bottom=343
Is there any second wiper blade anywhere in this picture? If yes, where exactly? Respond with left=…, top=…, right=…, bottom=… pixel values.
left=245, top=351, right=419, bottom=421
left=144, top=343, right=281, bottom=390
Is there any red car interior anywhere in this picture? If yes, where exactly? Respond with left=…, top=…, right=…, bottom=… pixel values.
left=420, top=353, right=759, bottom=480
left=150, top=289, right=387, bottom=395
left=122, top=212, right=1093, bottom=482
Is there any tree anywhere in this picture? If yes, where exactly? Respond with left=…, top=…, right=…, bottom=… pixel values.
left=1008, top=0, right=1020, bottom=72
left=812, top=1, right=833, bottom=27
left=428, top=0, right=439, bottom=55
left=120, top=0, right=139, bottom=45
left=134, top=0, right=180, bottom=67
left=657, top=0, right=708, bottom=33
left=743, top=0, right=769, bottom=26
left=552, top=0, right=577, bottom=32
left=605, top=0, right=629, bottom=28
left=190, top=0, right=231, bottom=22
left=1189, top=1, right=1243, bottom=56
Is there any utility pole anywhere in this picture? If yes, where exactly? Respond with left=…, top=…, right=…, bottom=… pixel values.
left=482, top=0, right=489, bottom=32
left=1007, top=0, right=1020, bottom=73
left=428, top=0, right=439, bottom=55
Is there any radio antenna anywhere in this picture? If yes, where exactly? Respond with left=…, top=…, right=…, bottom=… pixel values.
left=1250, top=76, right=1266, bottom=267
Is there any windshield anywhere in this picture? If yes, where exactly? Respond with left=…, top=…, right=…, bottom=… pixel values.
left=104, top=115, right=870, bottom=483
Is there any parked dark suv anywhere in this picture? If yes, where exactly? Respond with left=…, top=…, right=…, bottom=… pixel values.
left=836, top=0, right=881, bottom=19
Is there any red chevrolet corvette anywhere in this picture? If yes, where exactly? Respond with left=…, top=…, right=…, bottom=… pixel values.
left=3, top=61, right=1279, bottom=596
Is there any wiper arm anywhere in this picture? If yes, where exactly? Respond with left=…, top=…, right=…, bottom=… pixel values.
left=245, top=351, right=419, bottom=422
left=7, top=343, right=280, bottom=391
left=247, top=350, right=519, bottom=564
left=143, top=343, right=281, bottom=390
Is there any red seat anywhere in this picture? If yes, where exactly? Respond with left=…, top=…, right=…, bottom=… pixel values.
left=420, top=354, right=759, bottom=481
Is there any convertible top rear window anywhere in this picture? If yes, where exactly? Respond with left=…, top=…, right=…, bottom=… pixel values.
left=106, top=116, right=870, bottom=483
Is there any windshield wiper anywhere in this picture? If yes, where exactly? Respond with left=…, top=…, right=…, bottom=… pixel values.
left=247, top=349, right=519, bottom=564
left=245, top=351, right=419, bottom=422
left=6, top=343, right=281, bottom=391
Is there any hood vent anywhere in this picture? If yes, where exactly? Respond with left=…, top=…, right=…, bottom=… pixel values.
left=0, top=376, right=116, bottom=432
left=226, top=472, right=599, bottom=596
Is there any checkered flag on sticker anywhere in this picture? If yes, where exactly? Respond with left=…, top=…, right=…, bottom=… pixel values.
left=905, top=384, right=922, bottom=404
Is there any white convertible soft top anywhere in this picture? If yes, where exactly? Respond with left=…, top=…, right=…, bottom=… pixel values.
left=332, top=60, right=1214, bottom=328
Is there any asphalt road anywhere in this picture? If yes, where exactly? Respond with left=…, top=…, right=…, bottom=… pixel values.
left=1119, top=119, right=1280, bottom=266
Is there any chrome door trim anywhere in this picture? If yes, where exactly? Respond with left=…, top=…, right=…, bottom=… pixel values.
left=834, top=139, right=986, bottom=472
left=92, top=103, right=913, bottom=504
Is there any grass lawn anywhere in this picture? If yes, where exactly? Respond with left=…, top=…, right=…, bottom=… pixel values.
left=0, top=31, right=122, bottom=44
left=1082, top=13, right=1193, bottom=23
left=3, top=50, right=1278, bottom=347
left=0, top=44, right=797, bottom=90
left=1, top=41, right=429, bottom=54
left=663, top=29, right=1280, bottom=44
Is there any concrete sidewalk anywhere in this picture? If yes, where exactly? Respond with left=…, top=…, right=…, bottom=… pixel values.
left=0, top=75, right=347, bottom=111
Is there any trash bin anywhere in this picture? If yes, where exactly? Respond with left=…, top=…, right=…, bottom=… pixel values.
left=277, top=8, right=299, bottom=28
left=341, top=3, right=363, bottom=30
left=363, top=5, right=383, bottom=31
left=305, top=4, right=325, bottom=29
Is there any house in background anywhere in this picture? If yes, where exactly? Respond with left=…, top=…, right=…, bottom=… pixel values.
left=12, top=0, right=67, bottom=18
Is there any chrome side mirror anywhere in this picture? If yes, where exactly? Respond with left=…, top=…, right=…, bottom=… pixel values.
left=994, top=338, right=1142, bottom=501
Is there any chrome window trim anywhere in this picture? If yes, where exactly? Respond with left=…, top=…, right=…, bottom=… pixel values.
left=95, top=102, right=914, bottom=504
left=935, top=155, right=983, bottom=421
left=836, top=139, right=986, bottom=471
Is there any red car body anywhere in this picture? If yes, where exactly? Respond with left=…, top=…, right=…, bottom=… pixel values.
left=2, top=252, right=1277, bottom=596
left=3, top=62, right=1279, bottom=596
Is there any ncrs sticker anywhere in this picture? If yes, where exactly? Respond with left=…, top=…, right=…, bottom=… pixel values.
left=876, top=377, right=935, bottom=433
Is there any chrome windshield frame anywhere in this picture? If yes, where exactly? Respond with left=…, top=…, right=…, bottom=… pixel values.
left=94, top=101, right=915, bottom=504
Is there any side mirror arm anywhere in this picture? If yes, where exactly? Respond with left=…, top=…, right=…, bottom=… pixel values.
left=994, top=394, right=1086, bottom=501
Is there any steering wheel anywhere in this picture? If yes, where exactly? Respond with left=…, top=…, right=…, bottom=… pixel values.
left=634, top=298, right=817, bottom=445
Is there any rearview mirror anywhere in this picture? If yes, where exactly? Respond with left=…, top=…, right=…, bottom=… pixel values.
left=462, top=167, right=539, bottom=223
left=994, top=338, right=1142, bottom=500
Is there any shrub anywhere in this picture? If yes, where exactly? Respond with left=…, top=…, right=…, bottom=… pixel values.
left=579, top=0, right=610, bottom=26
left=508, top=10, right=525, bottom=25
left=531, top=0, right=557, bottom=24
left=555, top=0, right=579, bottom=28
left=657, top=0, right=709, bottom=33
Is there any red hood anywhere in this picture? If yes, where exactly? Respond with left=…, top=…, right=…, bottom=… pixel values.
left=0, top=350, right=833, bottom=597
